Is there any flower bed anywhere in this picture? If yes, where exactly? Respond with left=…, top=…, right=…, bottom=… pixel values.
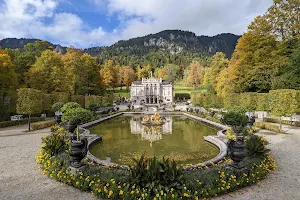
left=36, top=126, right=276, bottom=200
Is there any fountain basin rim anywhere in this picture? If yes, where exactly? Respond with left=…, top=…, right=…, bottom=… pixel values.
left=79, top=112, right=229, bottom=170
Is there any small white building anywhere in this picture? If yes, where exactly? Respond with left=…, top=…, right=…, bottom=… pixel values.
left=130, top=76, right=173, bottom=105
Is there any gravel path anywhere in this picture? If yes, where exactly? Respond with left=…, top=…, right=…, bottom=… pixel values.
left=0, top=125, right=94, bottom=200
left=0, top=124, right=299, bottom=200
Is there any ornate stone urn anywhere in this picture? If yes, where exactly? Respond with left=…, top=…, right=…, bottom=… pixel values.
left=70, top=138, right=88, bottom=168
left=64, top=122, right=77, bottom=134
left=228, top=136, right=246, bottom=169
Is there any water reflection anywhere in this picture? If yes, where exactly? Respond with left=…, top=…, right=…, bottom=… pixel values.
left=130, top=116, right=172, bottom=146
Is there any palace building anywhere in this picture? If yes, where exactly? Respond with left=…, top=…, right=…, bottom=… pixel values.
left=130, top=76, right=173, bottom=105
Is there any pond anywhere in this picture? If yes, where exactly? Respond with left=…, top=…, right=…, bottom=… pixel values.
left=89, top=115, right=219, bottom=165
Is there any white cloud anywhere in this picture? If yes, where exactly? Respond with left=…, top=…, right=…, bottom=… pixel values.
left=105, top=0, right=273, bottom=40
left=0, top=0, right=273, bottom=48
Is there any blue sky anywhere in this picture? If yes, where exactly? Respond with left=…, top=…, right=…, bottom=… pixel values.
left=0, top=0, right=273, bottom=48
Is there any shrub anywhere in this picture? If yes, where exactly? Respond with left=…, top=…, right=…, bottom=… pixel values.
left=60, top=102, right=81, bottom=113
left=253, top=122, right=281, bottom=133
left=221, top=111, right=248, bottom=134
left=85, top=95, right=102, bottom=109
left=41, top=125, right=68, bottom=156
left=0, top=117, right=45, bottom=128
left=61, top=107, right=94, bottom=125
left=246, top=135, right=270, bottom=158
left=51, top=102, right=64, bottom=112
left=31, top=120, right=56, bottom=130
left=51, top=92, right=69, bottom=104
left=128, top=155, right=184, bottom=194
left=175, top=93, right=191, bottom=101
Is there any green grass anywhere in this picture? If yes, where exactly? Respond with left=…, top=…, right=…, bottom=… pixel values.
left=174, top=85, right=207, bottom=94
left=106, top=85, right=206, bottom=98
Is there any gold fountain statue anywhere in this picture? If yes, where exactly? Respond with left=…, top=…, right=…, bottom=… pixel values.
left=142, top=112, right=165, bottom=126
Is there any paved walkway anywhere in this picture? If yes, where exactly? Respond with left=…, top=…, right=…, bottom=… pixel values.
left=0, top=125, right=94, bottom=200
left=0, top=123, right=299, bottom=200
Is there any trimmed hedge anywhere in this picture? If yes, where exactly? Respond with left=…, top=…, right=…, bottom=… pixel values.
left=71, top=95, right=85, bottom=108
left=175, top=93, right=191, bottom=100
left=253, top=122, right=281, bottom=133
left=0, top=117, right=45, bottom=128
left=263, top=117, right=300, bottom=127
left=31, top=120, right=56, bottom=130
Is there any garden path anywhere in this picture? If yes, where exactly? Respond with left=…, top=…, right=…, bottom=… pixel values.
left=215, top=127, right=300, bottom=200
left=0, top=124, right=94, bottom=200
left=0, top=124, right=299, bottom=200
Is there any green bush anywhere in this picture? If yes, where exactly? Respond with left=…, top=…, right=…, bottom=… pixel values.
left=221, top=111, right=248, bottom=134
left=31, top=120, right=56, bottom=130
left=51, top=102, right=64, bottom=112
left=0, top=117, right=45, bottom=128
left=246, top=135, right=270, bottom=158
left=129, top=155, right=184, bottom=194
left=60, top=102, right=81, bottom=113
left=61, top=107, right=94, bottom=125
left=51, top=92, right=69, bottom=104
left=85, top=95, right=102, bottom=109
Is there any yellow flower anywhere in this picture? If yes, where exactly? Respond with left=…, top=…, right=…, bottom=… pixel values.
left=172, top=194, right=175, bottom=198
left=76, top=181, right=79, bottom=185
left=109, top=190, right=113, bottom=196
left=131, top=191, right=135, bottom=194
left=183, top=193, right=190, bottom=197
left=119, top=190, right=124, bottom=195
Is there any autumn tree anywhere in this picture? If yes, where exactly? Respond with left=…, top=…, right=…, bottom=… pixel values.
left=63, top=48, right=102, bottom=95
left=208, top=52, right=229, bottom=88
left=137, top=64, right=152, bottom=79
left=119, top=66, right=136, bottom=90
left=0, top=50, right=17, bottom=120
left=101, top=60, right=119, bottom=91
left=187, top=61, right=202, bottom=89
left=28, top=50, right=74, bottom=94
left=162, top=64, right=181, bottom=83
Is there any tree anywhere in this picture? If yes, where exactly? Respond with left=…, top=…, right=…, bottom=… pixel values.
left=100, top=60, right=119, bottom=91
left=187, top=61, right=202, bottom=89
left=120, top=66, right=136, bottom=90
left=137, top=64, right=152, bottom=79
left=63, top=48, right=102, bottom=95
left=28, top=50, right=74, bottom=94
left=162, top=64, right=180, bottom=83
left=208, top=52, right=229, bottom=88
left=215, top=68, right=234, bottom=97
left=0, top=50, right=17, bottom=120
left=16, top=88, right=43, bottom=130
left=267, top=0, right=300, bottom=40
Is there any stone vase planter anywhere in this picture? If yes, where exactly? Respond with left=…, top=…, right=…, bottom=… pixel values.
left=64, top=122, right=77, bottom=134
left=70, top=138, right=88, bottom=168
left=228, top=136, right=246, bottom=169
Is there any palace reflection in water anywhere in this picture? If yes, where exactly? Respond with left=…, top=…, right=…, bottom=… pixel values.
left=130, top=116, right=172, bottom=146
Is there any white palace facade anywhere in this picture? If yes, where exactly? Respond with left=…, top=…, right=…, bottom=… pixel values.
left=130, top=76, right=173, bottom=105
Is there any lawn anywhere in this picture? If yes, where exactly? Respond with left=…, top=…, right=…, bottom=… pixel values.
left=106, top=85, right=206, bottom=98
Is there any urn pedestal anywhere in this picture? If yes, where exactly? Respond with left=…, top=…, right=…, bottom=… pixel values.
left=227, top=136, right=247, bottom=175
left=69, top=138, right=88, bottom=168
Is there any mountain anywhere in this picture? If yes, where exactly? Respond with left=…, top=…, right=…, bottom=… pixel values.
left=0, top=30, right=240, bottom=66
left=0, top=38, right=66, bottom=54
left=85, top=30, right=240, bottom=57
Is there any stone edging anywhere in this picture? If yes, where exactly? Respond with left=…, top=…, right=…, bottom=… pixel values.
left=79, top=112, right=230, bottom=170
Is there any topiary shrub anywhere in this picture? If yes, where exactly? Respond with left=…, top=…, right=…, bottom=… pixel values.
left=221, top=111, right=248, bottom=134
left=61, top=107, right=94, bottom=125
left=60, top=102, right=81, bottom=113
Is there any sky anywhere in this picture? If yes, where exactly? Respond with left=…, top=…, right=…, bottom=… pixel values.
left=0, top=0, right=273, bottom=48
